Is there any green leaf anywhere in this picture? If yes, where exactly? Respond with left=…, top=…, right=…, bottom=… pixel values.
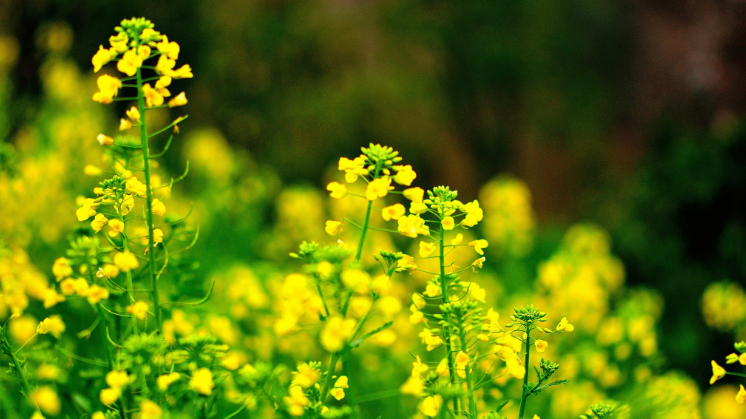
left=349, top=321, right=393, bottom=348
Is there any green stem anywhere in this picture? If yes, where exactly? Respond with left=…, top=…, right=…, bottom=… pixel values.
left=120, top=227, right=139, bottom=335
left=439, top=227, right=459, bottom=415
left=354, top=200, right=373, bottom=263
left=517, top=326, right=531, bottom=419
left=320, top=351, right=340, bottom=402
left=96, top=307, right=128, bottom=419
left=135, top=66, right=163, bottom=333
left=458, top=327, right=478, bottom=417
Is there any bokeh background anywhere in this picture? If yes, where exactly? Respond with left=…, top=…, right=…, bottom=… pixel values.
left=2, top=0, right=746, bottom=417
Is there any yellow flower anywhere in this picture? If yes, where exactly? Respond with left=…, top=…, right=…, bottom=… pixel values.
left=86, top=285, right=109, bottom=304
left=119, top=118, right=132, bottom=131
left=169, top=63, right=193, bottom=79
left=31, top=386, right=60, bottom=415
left=156, top=35, right=180, bottom=59
left=116, top=48, right=142, bottom=76
left=157, top=372, right=181, bottom=391
left=102, top=264, right=120, bottom=278
left=397, top=214, right=429, bottom=238
left=419, top=395, right=443, bottom=417
left=189, top=368, right=215, bottom=395
left=97, top=133, right=114, bottom=145
left=284, top=385, right=309, bottom=417
left=155, top=55, right=175, bottom=75
left=471, top=257, right=485, bottom=272
left=92, top=74, right=122, bottom=104
left=378, top=296, right=402, bottom=317
left=326, top=181, right=348, bottom=199
left=455, top=351, right=470, bottom=379
left=325, top=220, right=343, bottom=236
left=419, top=241, right=436, bottom=257
left=393, top=165, right=417, bottom=186
left=126, top=177, right=147, bottom=196
left=99, top=387, right=120, bottom=405
left=90, top=214, right=108, bottom=232
left=106, top=370, right=130, bottom=389
left=409, top=202, right=428, bottom=214
left=126, top=301, right=149, bottom=320
left=137, top=45, right=152, bottom=61
left=153, top=228, right=164, bottom=244
left=76, top=198, right=99, bottom=221
left=293, top=364, right=320, bottom=388
left=37, top=316, right=66, bottom=338
left=341, top=269, right=371, bottom=294
left=140, top=400, right=163, bottom=419
left=451, top=234, right=463, bottom=245
left=398, top=254, right=417, bottom=273
left=73, top=278, right=90, bottom=297
left=320, top=316, right=356, bottom=352
left=52, top=257, right=73, bottom=279
left=108, top=219, right=124, bottom=237
left=36, top=364, right=62, bottom=380
left=142, top=83, right=164, bottom=107
left=168, top=92, right=187, bottom=108
left=114, top=251, right=139, bottom=272
left=442, top=217, right=455, bottom=230
left=43, top=289, right=65, bottom=309
left=556, top=317, right=574, bottom=332
left=461, top=200, right=484, bottom=227
left=737, top=385, right=746, bottom=404
left=425, top=335, right=444, bottom=351
left=382, top=203, right=406, bottom=221
left=535, top=339, right=548, bottom=353
left=92, top=45, right=113, bottom=72
left=109, top=33, right=128, bottom=52
left=711, top=360, right=726, bottom=384
left=330, top=387, right=345, bottom=400
left=740, top=352, right=746, bottom=365
left=365, top=177, right=393, bottom=201
left=338, top=156, right=369, bottom=183
left=436, top=358, right=449, bottom=377
left=469, top=239, right=489, bottom=255
left=151, top=198, right=166, bottom=216
left=155, top=76, right=171, bottom=96
left=400, top=375, right=424, bottom=396
left=31, top=411, right=45, bottom=419
left=403, top=187, right=424, bottom=203
left=371, top=275, right=392, bottom=296
left=126, top=106, right=141, bottom=122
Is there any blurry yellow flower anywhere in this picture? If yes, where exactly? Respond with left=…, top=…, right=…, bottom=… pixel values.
left=83, top=165, right=102, bottom=177
left=330, top=387, right=345, bottom=400
left=156, top=35, right=180, bottom=59
left=126, top=301, right=149, bottom=320
left=92, top=74, right=122, bottom=104
left=60, top=279, right=76, bottom=295
left=152, top=228, right=164, bottom=244
left=168, top=92, right=187, bottom=108
left=140, top=400, right=163, bottom=419
left=320, top=316, right=356, bottom=352
left=126, top=106, right=140, bottom=122
left=382, top=203, right=406, bottom=221
left=471, top=257, right=485, bottom=272
left=142, top=83, right=164, bottom=107
left=455, top=351, right=469, bottom=379
left=378, top=296, right=402, bottom=317
left=169, top=63, right=193, bottom=79
left=284, top=385, right=309, bottom=417
left=102, top=264, right=120, bottom=279
left=371, top=275, right=392, bottom=296
left=43, top=289, right=65, bottom=309
left=535, top=339, right=548, bottom=353
left=338, top=156, right=368, bottom=183
left=52, top=257, right=73, bottom=279
left=419, top=241, right=436, bottom=257
left=114, top=251, right=139, bottom=272
left=365, top=177, right=393, bottom=201
left=398, top=254, right=417, bottom=273
left=400, top=375, right=424, bottom=396
left=152, top=198, right=166, bottom=216
left=31, top=386, right=60, bottom=415
left=91, top=214, right=108, bottom=232
left=738, top=385, right=746, bottom=404
left=118, top=118, right=132, bottom=131
left=326, top=182, right=348, bottom=199
left=403, top=187, right=424, bottom=203
left=76, top=198, right=99, bottom=221
left=436, top=358, right=450, bottom=377
left=325, top=220, right=343, bottom=236
left=117, top=48, right=142, bottom=76
left=711, top=360, right=726, bottom=385
left=393, top=165, right=416, bottom=186
left=469, top=239, right=488, bottom=255
left=37, top=316, right=65, bottom=338
left=92, top=45, right=113, bottom=72
left=36, top=364, right=62, bottom=380
left=425, top=335, right=443, bottom=351
left=409, top=202, right=428, bottom=215
left=99, top=387, right=120, bottom=405
left=106, top=370, right=130, bottom=389
left=156, top=55, right=175, bottom=75
left=109, top=33, right=128, bottom=52
left=108, top=219, right=124, bottom=237
left=419, top=395, right=443, bottom=417
left=157, top=372, right=181, bottom=391
left=189, top=368, right=214, bottom=395
left=87, top=285, right=109, bottom=304
left=73, top=278, right=90, bottom=297
left=442, top=217, right=455, bottom=230
left=97, top=133, right=114, bottom=146
left=451, top=234, right=463, bottom=245
left=293, top=364, right=320, bottom=388
left=10, top=316, right=37, bottom=342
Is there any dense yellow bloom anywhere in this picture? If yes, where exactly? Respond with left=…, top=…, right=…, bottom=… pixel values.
left=325, top=220, right=343, bottom=236
left=469, top=239, right=488, bottom=255
left=157, top=373, right=181, bottom=391
left=52, top=257, right=73, bottom=279
left=398, top=214, right=429, bottom=238
left=108, top=219, right=124, bottom=237
left=92, top=45, right=113, bottom=72
left=37, top=315, right=66, bottom=338
left=338, top=156, right=368, bottom=183
left=419, top=241, right=436, bottom=257
left=403, top=187, right=424, bottom=203
left=419, top=395, right=443, bottom=417
left=106, top=370, right=130, bottom=388
left=92, top=74, right=122, bottom=104
left=31, top=386, right=61, bottom=415
left=91, top=214, right=108, bottom=232
left=535, top=339, right=548, bottom=353
left=326, top=181, right=348, bottom=199
left=99, top=387, right=120, bottom=405
left=393, top=165, right=417, bottom=186
left=711, top=360, right=726, bottom=385
left=382, top=203, right=406, bottom=221
left=168, top=92, right=188, bottom=108
left=117, top=48, right=142, bottom=76
left=142, top=83, right=164, bottom=107
left=156, top=35, right=180, bottom=59
left=365, top=177, right=393, bottom=201
left=140, top=400, right=163, bottom=419
left=114, top=251, right=139, bottom=272
left=189, top=368, right=215, bottom=395
left=152, top=198, right=166, bottom=216
left=320, top=316, right=356, bottom=352
left=126, top=300, right=149, bottom=320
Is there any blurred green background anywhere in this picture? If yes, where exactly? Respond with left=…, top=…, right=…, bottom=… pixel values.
left=3, top=0, right=746, bottom=398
